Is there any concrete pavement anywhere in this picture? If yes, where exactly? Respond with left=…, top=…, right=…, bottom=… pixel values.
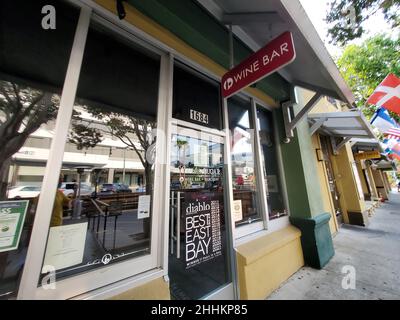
left=268, top=191, right=400, bottom=300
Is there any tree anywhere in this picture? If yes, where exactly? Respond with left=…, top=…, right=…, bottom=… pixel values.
left=70, top=106, right=157, bottom=195
left=326, top=0, right=400, bottom=45
left=0, top=81, right=57, bottom=200
left=336, top=34, right=400, bottom=121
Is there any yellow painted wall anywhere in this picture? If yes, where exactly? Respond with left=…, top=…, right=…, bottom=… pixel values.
left=311, top=134, right=338, bottom=234
left=236, top=226, right=304, bottom=300
left=382, top=171, right=391, bottom=192
left=331, top=144, right=366, bottom=216
left=94, top=0, right=278, bottom=108
left=109, top=277, right=170, bottom=300
left=365, top=165, right=379, bottom=199
left=372, top=169, right=388, bottom=199
left=356, top=161, right=369, bottom=196
left=297, top=85, right=368, bottom=227
left=298, top=87, right=341, bottom=114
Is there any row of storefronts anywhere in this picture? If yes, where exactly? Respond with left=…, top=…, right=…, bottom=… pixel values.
left=0, top=0, right=397, bottom=300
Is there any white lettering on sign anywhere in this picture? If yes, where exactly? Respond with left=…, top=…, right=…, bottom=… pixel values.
left=231, top=43, right=290, bottom=86
left=190, top=109, right=209, bottom=124
left=184, top=197, right=222, bottom=268
left=221, top=31, right=296, bottom=98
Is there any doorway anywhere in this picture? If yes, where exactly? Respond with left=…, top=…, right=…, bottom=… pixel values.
left=320, top=136, right=343, bottom=225
left=168, top=125, right=233, bottom=300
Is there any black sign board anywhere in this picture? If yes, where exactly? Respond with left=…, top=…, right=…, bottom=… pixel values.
left=173, top=63, right=222, bottom=130
left=184, top=192, right=222, bottom=269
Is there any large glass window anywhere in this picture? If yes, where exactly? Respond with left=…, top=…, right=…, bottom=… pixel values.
left=38, top=21, right=161, bottom=284
left=257, top=107, right=287, bottom=220
left=0, top=0, right=79, bottom=299
left=227, top=96, right=262, bottom=227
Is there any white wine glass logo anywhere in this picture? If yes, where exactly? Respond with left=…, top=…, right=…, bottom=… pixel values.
left=223, top=77, right=234, bottom=91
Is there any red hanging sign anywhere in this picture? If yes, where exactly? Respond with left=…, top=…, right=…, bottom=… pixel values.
left=221, top=31, right=296, bottom=98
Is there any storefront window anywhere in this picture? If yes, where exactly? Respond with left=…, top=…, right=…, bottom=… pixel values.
left=257, top=107, right=287, bottom=220
left=0, top=0, right=79, bottom=299
left=38, top=21, right=160, bottom=283
left=227, top=96, right=262, bottom=227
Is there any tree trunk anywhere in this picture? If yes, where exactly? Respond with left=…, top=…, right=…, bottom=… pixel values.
left=0, top=158, right=11, bottom=201
left=144, top=165, right=153, bottom=196
left=143, top=164, right=153, bottom=238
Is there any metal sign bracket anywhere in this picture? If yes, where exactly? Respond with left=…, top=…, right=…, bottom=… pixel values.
left=282, top=92, right=322, bottom=143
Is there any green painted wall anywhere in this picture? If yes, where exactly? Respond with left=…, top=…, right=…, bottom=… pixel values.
left=274, top=91, right=326, bottom=219
left=293, top=103, right=325, bottom=217
left=127, top=0, right=290, bottom=101
left=275, top=89, right=334, bottom=268
left=274, top=109, right=311, bottom=219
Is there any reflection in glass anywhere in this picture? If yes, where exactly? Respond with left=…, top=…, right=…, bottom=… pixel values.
left=168, top=132, right=231, bottom=299
left=39, top=21, right=160, bottom=283
left=257, top=107, right=287, bottom=220
left=227, top=96, right=261, bottom=226
left=0, top=0, right=79, bottom=299
left=170, top=135, right=223, bottom=191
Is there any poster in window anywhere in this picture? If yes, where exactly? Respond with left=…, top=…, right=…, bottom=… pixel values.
left=232, top=200, right=243, bottom=222
left=42, top=223, right=88, bottom=272
left=138, top=195, right=151, bottom=219
left=0, top=200, right=28, bottom=253
left=184, top=192, right=222, bottom=269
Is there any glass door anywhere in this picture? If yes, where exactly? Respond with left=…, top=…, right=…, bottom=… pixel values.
left=168, top=125, right=233, bottom=300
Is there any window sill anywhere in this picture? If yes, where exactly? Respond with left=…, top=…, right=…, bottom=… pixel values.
left=234, top=216, right=289, bottom=247
left=71, top=268, right=165, bottom=300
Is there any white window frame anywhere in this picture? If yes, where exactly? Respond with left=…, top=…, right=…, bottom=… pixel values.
left=227, top=95, right=291, bottom=243
left=17, top=3, right=171, bottom=299
left=225, top=94, right=266, bottom=240
left=254, top=101, right=290, bottom=233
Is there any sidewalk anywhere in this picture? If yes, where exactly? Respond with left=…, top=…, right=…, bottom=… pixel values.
left=268, top=191, right=400, bottom=300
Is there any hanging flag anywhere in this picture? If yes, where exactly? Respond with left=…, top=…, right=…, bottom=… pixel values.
left=384, top=127, right=400, bottom=140
left=386, top=140, right=400, bottom=160
left=370, top=107, right=399, bottom=132
left=367, top=73, right=400, bottom=114
left=387, top=149, right=400, bottom=161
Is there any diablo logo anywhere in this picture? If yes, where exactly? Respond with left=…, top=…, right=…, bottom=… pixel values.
left=223, top=77, right=234, bottom=91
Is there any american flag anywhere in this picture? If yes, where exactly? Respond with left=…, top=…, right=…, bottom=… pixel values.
left=367, top=73, right=400, bottom=114
left=384, top=127, right=400, bottom=140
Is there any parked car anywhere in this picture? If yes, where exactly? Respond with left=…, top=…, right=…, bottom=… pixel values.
left=59, top=182, right=94, bottom=197
left=136, top=186, right=146, bottom=193
left=7, top=186, right=41, bottom=199
left=99, top=183, right=132, bottom=194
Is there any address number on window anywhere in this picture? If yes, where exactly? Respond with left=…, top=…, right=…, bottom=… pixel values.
left=190, top=109, right=209, bottom=124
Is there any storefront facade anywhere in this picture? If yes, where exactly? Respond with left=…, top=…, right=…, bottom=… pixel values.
left=0, top=0, right=358, bottom=300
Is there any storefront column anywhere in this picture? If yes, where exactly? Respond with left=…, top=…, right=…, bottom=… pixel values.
left=331, top=145, right=368, bottom=226
left=365, top=163, right=379, bottom=200
left=276, top=99, right=334, bottom=269
left=382, top=171, right=391, bottom=194
left=372, top=169, right=388, bottom=200
left=107, top=168, right=115, bottom=183
left=355, top=161, right=370, bottom=199
left=10, top=164, right=19, bottom=186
